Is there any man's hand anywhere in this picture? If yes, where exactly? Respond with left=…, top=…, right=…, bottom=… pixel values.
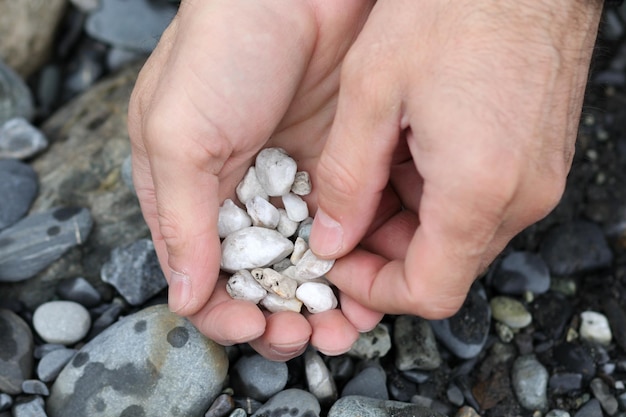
left=310, top=0, right=603, bottom=319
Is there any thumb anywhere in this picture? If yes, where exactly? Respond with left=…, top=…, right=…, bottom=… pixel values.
left=309, top=63, right=402, bottom=259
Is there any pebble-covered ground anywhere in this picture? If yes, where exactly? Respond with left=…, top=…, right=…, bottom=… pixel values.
left=1, top=1, right=626, bottom=417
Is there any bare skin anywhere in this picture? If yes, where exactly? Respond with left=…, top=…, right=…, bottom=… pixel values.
left=128, top=0, right=603, bottom=361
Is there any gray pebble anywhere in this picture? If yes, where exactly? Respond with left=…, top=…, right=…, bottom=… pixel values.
left=590, top=377, right=618, bottom=415
left=328, top=396, right=448, bottom=417
left=56, top=277, right=101, bottom=308
left=120, top=154, right=135, bottom=194
left=12, top=396, right=46, bottom=417
left=0, top=58, right=34, bottom=124
left=0, top=309, right=33, bottom=395
left=446, top=383, right=465, bottom=407
left=0, top=118, right=48, bottom=159
left=22, top=380, right=49, bottom=396
left=549, top=373, right=583, bottom=395
left=100, top=238, right=167, bottom=305
left=0, top=159, right=38, bottom=231
left=347, top=324, right=391, bottom=360
left=205, top=393, right=234, bottom=417
left=37, top=348, right=76, bottom=382
left=228, top=409, right=247, bottom=417
left=86, top=298, right=126, bottom=340
left=573, top=399, right=603, bottom=417
left=490, top=296, right=532, bottom=329
left=0, top=393, right=12, bottom=412
left=0, top=207, right=92, bottom=282
left=512, top=355, right=549, bottom=412
left=394, top=316, right=441, bottom=371
left=251, top=389, right=320, bottom=417
left=341, top=363, right=388, bottom=400
left=491, top=251, right=551, bottom=295
left=33, top=344, right=66, bottom=360
left=304, top=349, right=337, bottom=406
left=33, top=301, right=91, bottom=345
left=231, top=354, right=288, bottom=401
left=545, top=411, right=570, bottom=417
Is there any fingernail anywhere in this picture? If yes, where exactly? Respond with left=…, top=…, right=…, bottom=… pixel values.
left=169, top=270, right=192, bottom=313
left=270, top=341, right=309, bottom=357
left=310, top=209, right=343, bottom=257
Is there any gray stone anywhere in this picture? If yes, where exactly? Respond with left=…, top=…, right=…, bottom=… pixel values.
left=0, top=309, right=33, bottom=394
left=549, top=373, right=583, bottom=395
left=205, top=393, right=234, bottom=417
left=304, top=349, right=337, bottom=406
left=491, top=251, right=551, bottom=295
left=12, top=396, right=46, bottom=417
left=33, top=301, right=91, bottom=345
left=101, top=238, right=167, bottom=305
left=545, top=411, right=570, bottom=417
left=56, top=277, right=102, bottom=308
left=47, top=305, right=228, bottom=417
left=86, top=297, right=126, bottom=340
left=0, top=0, right=66, bottom=78
left=22, top=380, right=49, bottom=396
left=0, top=207, right=93, bottom=282
left=86, top=0, right=177, bottom=52
left=341, top=363, right=388, bottom=400
left=512, top=355, right=549, bottom=412
left=0, top=393, right=11, bottom=412
left=0, top=159, right=37, bottom=230
left=430, top=282, right=491, bottom=359
left=540, top=221, right=613, bottom=276
left=328, top=396, right=447, bottom=417
left=0, top=118, right=47, bottom=159
left=120, top=154, right=135, bottom=194
left=590, top=377, right=619, bottom=415
left=37, top=348, right=77, bottom=382
left=230, top=354, right=288, bottom=401
left=0, top=59, right=33, bottom=125
left=347, top=324, right=391, bottom=360
left=33, top=343, right=65, bottom=360
left=251, top=389, right=320, bottom=417
left=394, top=316, right=441, bottom=371
left=573, top=399, right=603, bottom=417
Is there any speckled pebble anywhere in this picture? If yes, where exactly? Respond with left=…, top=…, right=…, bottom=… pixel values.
left=347, top=324, right=391, bottom=360
left=394, top=315, right=441, bottom=371
left=251, top=389, right=320, bottom=417
left=33, top=301, right=91, bottom=345
left=0, top=309, right=34, bottom=395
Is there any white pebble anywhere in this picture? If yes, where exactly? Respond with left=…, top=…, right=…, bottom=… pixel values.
left=282, top=192, right=309, bottom=222
left=291, top=171, right=312, bottom=196
left=295, top=249, right=335, bottom=280
left=290, top=237, right=308, bottom=265
left=221, top=227, right=294, bottom=272
left=261, top=293, right=303, bottom=313
left=252, top=268, right=297, bottom=299
left=218, top=199, right=252, bottom=238
left=296, top=282, right=338, bottom=314
left=246, top=195, right=280, bottom=229
left=579, top=311, right=612, bottom=346
left=255, top=148, right=297, bottom=196
left=276, top=208, right=299, bottom=237
left=226, top=270, right=267, bottom=303
left=236, top=166, right=269, bottom=204
left=33, top=301, right=91, bottom=345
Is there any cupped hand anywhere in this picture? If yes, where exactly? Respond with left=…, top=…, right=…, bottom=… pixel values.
left=310, top=0, right=603, bottom=319
left=128, top=0, right=381, bottom=360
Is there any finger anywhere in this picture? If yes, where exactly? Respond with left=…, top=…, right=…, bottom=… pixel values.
left=338, top=292, right=384, bottom=333
left=248, top=312, right=311, bottom=361
left=305, top=309, right=359, bottom=356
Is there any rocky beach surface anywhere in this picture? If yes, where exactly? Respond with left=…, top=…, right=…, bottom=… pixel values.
left=1, top=1, right=626, bottom=416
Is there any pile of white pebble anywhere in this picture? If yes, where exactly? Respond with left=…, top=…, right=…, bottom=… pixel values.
left=219, top=148, right=338, bottom=314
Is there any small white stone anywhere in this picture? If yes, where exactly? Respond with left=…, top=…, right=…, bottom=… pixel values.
left=276, top=208, right=299, bottom=237
left=281, top=265, right=297, bottom=279
left=282, top=192, right=309, bottom=222
left=252, top=268, right=298, bottom=299
left=221, top=227, right=294, bottom=273
left=580, top=311, right=612, bottom=346
left=296, top=282, right=338, bottom=314
left=246, top=195, right=280, bottom=229
left=295, top=249, right=335, bottom=280
left=261, top=293, right=303, bottom=313
left=226, top=270, right=267, bottom=303
left=236, top=166, right=269, bottom=204
left=291, top=171, right=312, bottom=196
left=33, top=301, right=91, bottom=345
left=218, top=199, right=252, bottom=238
left=290, top=237, right=309, bottom=265
left=255, top=148, right=297, bottom=197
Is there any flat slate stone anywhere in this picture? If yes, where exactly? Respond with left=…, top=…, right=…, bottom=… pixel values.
left=327, top=396, right=447, bottom=417
left=0, top=207, right=92, bottom=282
left=0, top=159, right=38, bottom=231
left=0, top=309, right=33, bottom=394
left=47, top=304, right=228, bottom=417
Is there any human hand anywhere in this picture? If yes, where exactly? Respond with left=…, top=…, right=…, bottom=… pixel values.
left=310, top=0, right=603, bottom=319
left=128, top=0, right=381, bottom=360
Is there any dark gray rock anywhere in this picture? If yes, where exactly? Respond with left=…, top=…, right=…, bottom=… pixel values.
left=491, top=251, right=551, bottom=295
left=230, top=354, right=288, bottom=402
left=394, top=315, right=441, bottom=371
left=205, top=393, right=234, bottom=417
left=37, top=348, right=77, bottom=382
left=56, top=277, right=102, bottom=308
left=540, top=221, right=613, bottom=275
left=100, top=238, right=167, bottom=305
left=0, top=58, right=33, bottom=124
left=341, top=363, right=388, bottom=400
left=86, top=298, right=126, bottom=340
left=573, top=399, right=603, bottom=417
left=251, top=389, right=320, bottom=417
left=47, top=305, right=228, bottom=417
left=0, top=309, right=33, bottom=395
left=549, top=373, right=583, bottom=395
left=22, top=380, right=49, bottom=396
left=85, top=0, right=177, bottom=52
left=0, top=118, right=48, bottom=159
left=0, top=207, right=92, bottom=282
left=12, top=396, right=46, bottom=417
left=553, top=343, right=596, bottom=383
left=0, top=159, right=37, bottom=231
left=531, top=292, right=573, bottom=340
left=430, top=282, right=491, bottom=359
left=328, top=396, right=447, bottom=417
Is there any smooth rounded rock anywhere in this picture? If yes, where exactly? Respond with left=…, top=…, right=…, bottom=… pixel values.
left=328, top=396, right=448, bottom=417
left=33, top=301, right=91, bottom=345
left=348, top=324, right=391, bottom=360
left=491, top=251, right=551, bottom=295
left=490, top=296, right=532, bottom=329
left=394, top=315, right=441, bottom=371
left=512, top=355, right=549, bottom=412
left=0, top=118, right=48, bottom=159
left=47, top=304, right=228, bottom=417
left=579, top=311, right=612, bottom=346
left=37, top=348, right=77, bottom=383
left=304, top=349, right=337, bottom=405
left=590, top=377, right=619, bottom=415
left=0, top=309, right=33, bottom=394
left=22, top=380, right=49, bottom=396
left=0, top=159, right=38, bottom=231
left=341, top=364, right=388, bottom=400
left=254, top=147, right=297, bottom=197
left=246, top=195, right=280, bottom=229
left=221, top=227, right=294, bottom=273
left=230, top=354, right=288, bottom=401
left=251, top=389, right=320, bottom=417
left=573, top=399, right=603, bottom=417
left=296, top=282, right=338, bottom=314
